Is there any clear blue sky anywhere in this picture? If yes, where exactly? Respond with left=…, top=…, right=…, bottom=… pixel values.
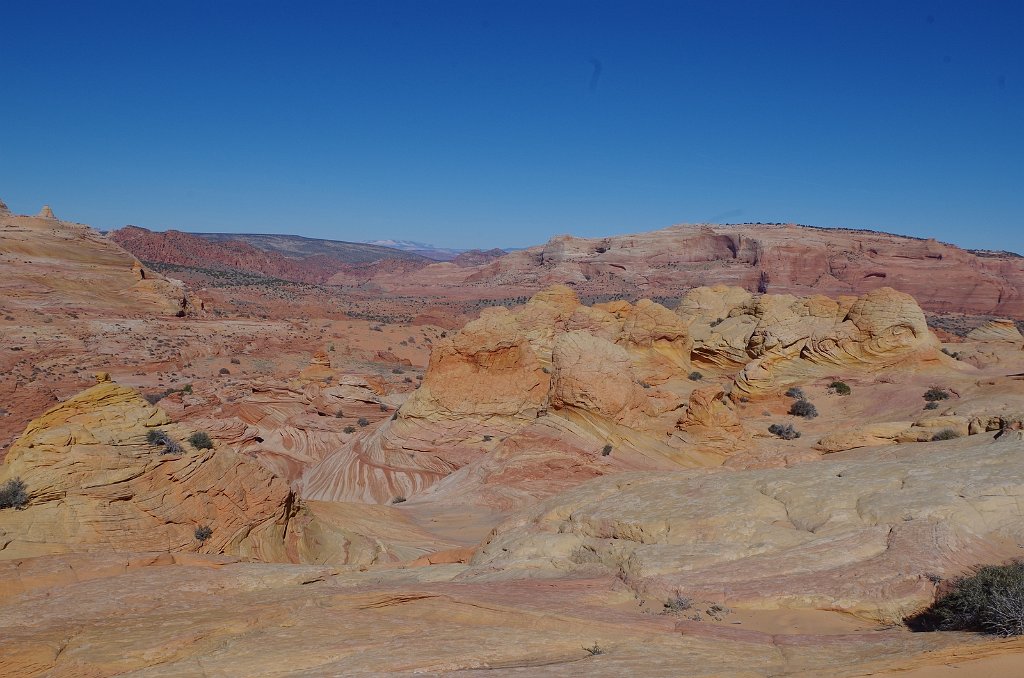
left=1, top=1, right=1020, bottom=252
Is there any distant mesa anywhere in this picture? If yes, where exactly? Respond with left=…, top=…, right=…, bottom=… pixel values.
left=37, top=204, right=56, bottom=219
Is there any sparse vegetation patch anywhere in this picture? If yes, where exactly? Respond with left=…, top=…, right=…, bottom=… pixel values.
left=789, top=399, right=818, bottom=419
left=828, top=381, right=851, bottom=396
left=146, top=428, right=182, bottom=454
left=768, top=423, right=801, bottom=440
left=0, top=478, right=28, bottom=510
left=908, top=562, right=1024, bottom=636
left=188, top=432, right=214, bottom=450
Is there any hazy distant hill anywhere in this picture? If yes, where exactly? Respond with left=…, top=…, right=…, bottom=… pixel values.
left=110, top=226, right=432, bottom=284
left=196, top=232, right=431, bottom=263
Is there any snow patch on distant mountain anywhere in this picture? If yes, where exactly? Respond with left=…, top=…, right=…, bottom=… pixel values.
left=364, top=239, right=467, bottom=261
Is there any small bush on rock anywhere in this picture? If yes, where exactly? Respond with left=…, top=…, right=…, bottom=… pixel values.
left=194, top=525, right=213, bottom=542
left=932, top=428, right=960, bottom=441
left=602, top=443, right=613, bottom=456
left=789, top=399, right=818, bottom=419
left=343, top=425, right=356, bottom=433
left=0, top=478, right=28, bottom=510
left=146, top=429, right=182, bottom=454
left=924, top=387, right=950, bottom=402
left=785, top=387, right=805, bottom=399
left=924, top=401, right=939, bottom=410
left=188, top=432, right=214, bottom=450
left=768, top=423, right=801, bottom=440
left=688, top=371, right=703, bottom=381
left=828, top=381, right=851, bottom=396
left=907, top=562, right=1024, bottom=636
left=663, top=595, right=693, bottom=613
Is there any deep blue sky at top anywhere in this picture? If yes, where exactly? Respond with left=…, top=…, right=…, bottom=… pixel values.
left=0, top=1, right=1020, bottom=251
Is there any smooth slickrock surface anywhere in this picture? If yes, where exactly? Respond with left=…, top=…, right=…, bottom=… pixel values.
left=0, top=552, right=1017, bottom=677
left=471, top=435, right=1024, bottom=624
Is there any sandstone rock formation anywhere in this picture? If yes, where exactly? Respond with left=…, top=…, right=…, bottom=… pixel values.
left=2, top=550, right=1007, bottom=677
left=300, top=286, right=707, bottom=505
left=681, top=286, right=942, bottom=397
left=36, top=205, right=55, bottom=219
left=471, top=435, right=1024, bottom=625
left=360, top=223, right=1024, bottom=319
left=0, top=209, right=189, bottom=315
left=0, top=380, right=297, bottom=561
left=966, top=318, right=1024, bottom=346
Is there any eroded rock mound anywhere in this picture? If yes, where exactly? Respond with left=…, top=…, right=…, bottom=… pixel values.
left=301, top=286, right=701, bottom=504
left=966, top=319, right=1024, bottom=346
left=0, top=380, right=296, bottom=561
left=0, top=209, right=189, bottom=315
left=677, top=285, right=940, bottom=396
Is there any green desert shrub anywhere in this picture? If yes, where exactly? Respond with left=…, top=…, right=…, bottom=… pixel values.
left=343, top=425, right=356, bottom=433
left=828, top=381, right=851, bottom=396
left=924, top=387, right=950, bottom=402
left=688, top=371, right=703, bottom=381
left=924, top=401, right=939, bottom=410
left=357, top=417, right=370, bottom=427
left=907, top=562, right=1024, bottom=636
left=0, top=478, right=28, bottom=510
left=932, top=428, right=961, bottom=441
left=785, top=387, right=805, bottom=399
left=188, top=431, right=214, bottom=450
left=788, top=399, right=818, bottom=419
left=601, top=443, right=613, bottom=456
left=768, top=423, right=800, bottom=440
left=194, top=525, right=213, bottom=542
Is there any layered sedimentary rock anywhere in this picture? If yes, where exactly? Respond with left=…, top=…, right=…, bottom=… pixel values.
left=470, top=435, right=1024, bottom=624
left=301, top=286, right=700, bottom=504
left=3, top=550, right=1008, bottom=677
left=348, top=223, right=1024, bottom=319
left=966, top=319, right=1024, bottom=346
left=678, top=286, right=942, bottom=396
left=0, top=208, right=189, bottom=315
left=0, top=380, right=296, bottom=561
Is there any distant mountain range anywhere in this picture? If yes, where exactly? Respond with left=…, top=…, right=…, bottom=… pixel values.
left=108, top=226, right=507, bottom=285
